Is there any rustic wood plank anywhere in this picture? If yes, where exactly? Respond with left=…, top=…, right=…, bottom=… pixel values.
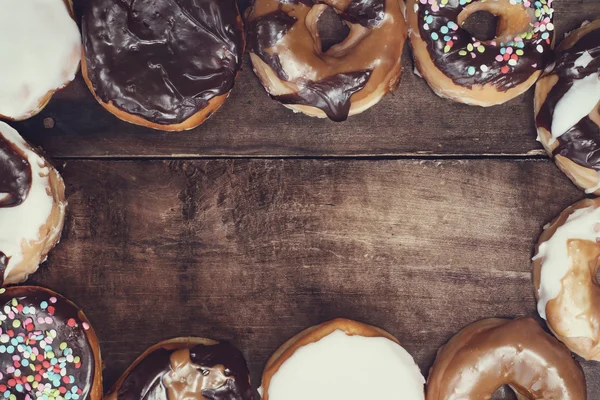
left=28, top=158, right=597, bottom=397
left=10, top=0, right=599, bottom=158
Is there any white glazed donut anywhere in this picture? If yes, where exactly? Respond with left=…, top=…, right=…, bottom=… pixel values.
left=0, top=122, right=67, bottom=284
left=260, top=318, right=425, bottom=400
left=0, top=0, right=81, bottom=121
left=533, top=197, right=600, bottom=360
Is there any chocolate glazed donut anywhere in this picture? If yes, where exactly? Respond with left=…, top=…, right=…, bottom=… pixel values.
left=81, top=0, right=245, bottom=131
left=246, top=0, right=407, bottom=122
left=407, top=0, right=555, bottom=106
left=535, top=20, right=600, bottom=194
left=106, top=338, right=253, bottom=400
left=0, top=286, right=102, bottom=400
left=426, top=318, right=586, bottom=399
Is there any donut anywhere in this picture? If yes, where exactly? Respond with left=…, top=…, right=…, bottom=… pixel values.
left=0, top=122, right=66, bottom=285
left=259, top=318, right=424, bottom=400
left=427, top=318, right=586, bottom=399
left=0, top=286, right=102, bottom=400
left=533, top=197, right=600, bottom=360
left=535, top=20, right=600, bottom=194
left=81, top=0, right=245, bottom=131
left=406, top=0, right=555, bottom=106
left=245, top=0, right=407, bottom=122
left=106, top=337, right=253, bottom=400
left=0, top=0, right=81, bottom=121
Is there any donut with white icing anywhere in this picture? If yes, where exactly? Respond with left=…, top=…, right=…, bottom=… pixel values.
left=259, top=318, right=425, bottom=400
left=245, top=0, right=407, bottom=122
left=535, top=20, right=600, bottom=194
left=407, top=0, right=555, bottom=106
left=427, top=318, right=586, bottom=399
left=533, top=198, right=600, bottom=361
left=0, top=0, right=81, bottom=121
left=106, top=337, right=253, bottom=400
left=0, top=122, right=67, bottom=285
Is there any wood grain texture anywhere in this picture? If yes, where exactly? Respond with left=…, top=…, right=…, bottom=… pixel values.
left=28, top=158, right=598, bottom=398
left=9, top=0, right=599, bottom=158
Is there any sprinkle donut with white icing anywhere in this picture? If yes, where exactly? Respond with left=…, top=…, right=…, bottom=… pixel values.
left=535, top=20, right=600, bottom=194
left=406, top=0, right=555, bottom=106
left=0, top=122, right=67, bottom=285
left=533, top=197, right=600, bottom=361
left=0, top=0, right=81, bottom=121
left=260, top=318, right=424, bottom=400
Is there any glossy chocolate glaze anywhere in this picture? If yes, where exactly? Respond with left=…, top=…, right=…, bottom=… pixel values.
left=82, top=0, right=244, bottom=125
left=247, top=0, right=390, bottom=121
left=427, top=318, right=586, bottom=399
left=116, top=342, right=253, bottom=400
left=417, top=0, right=554, bottom=90
left=537, top=28, right=600, bottom=169
left=0, top=287, right=95, bottom=400
left=274, top=70, right=372, bottom=121
left=0, top=137, right=31, bottom=208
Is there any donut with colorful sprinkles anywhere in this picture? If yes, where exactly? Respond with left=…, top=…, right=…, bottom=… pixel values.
left=406, top=0, right=555, bottom=106
left=0, top=287, right=101, bottom=400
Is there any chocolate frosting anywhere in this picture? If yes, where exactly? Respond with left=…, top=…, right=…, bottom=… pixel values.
left=246, top=0, right=390, bottom=121
left=116, top=342, right=253, bottom=400
left=417, top=0, right=554, bottom=91
left=536, top=27, right=600, bottom=169
left=0, top=287, right=95, bottom=400
left=82, top=0, right=244, bottom=125
left=0, top=136, right=31, bottom=208
left=274, top=70, right=372, bottom=121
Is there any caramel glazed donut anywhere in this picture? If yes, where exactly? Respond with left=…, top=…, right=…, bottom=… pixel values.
left=0, top=0, right=81, bottom=121
left=0, top=286, right=103, bottom=400
left=0, top=122, right=66, bottom=285
left=260, top=318, right=425, bottom=400
left=81, top=0, right=245, bottom=131
left=533, top=197, right=600, bottom=361
left=245, top=0, right=407, bottom=122
left=106, top=338, right=253, bottom=400
left=407, top=0, right=555, bottom=106
left=427, top=318, right=586, bottom=399
left=535, top=21, right=600, bottom=194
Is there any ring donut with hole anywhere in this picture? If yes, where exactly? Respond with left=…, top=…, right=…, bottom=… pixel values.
left=106, top=337, right=253, bottom=400
left=427, top=318, right=586, bottom=399
left=406, top=0, right=555, bottom=106
left=0, top=122, right=66, bottom=285
left=534, top=20, right=600, bottom=194
left=245, top=0, right=407, bottom=122
left=259, top=318, right=425, bottom=400
left=0, top=0, right=81, bottom=121
left=534, top=197, right=600, bottom=361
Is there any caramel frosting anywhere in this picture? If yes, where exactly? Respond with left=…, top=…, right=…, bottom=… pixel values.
left=427, top=318, right=586, bottom=399
left=82, top=0, right=244, bottom=126
left=246, top=0, right=407, bottom=121
left=0, top=0, right=81, bottom=120
left=0, top=122, right=66, bottom=285
left=110, top=341, right=253, bottom=400
left=0, top=286, right=99, bottom=400
left=535, top=22, right=600, bottom=173
left=533, top=198, right=600, bottom=360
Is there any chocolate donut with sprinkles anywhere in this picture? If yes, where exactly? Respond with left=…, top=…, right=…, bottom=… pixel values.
left=0, top=287, right=101, bottom=400
left=407, top=0, right=555, bottom=106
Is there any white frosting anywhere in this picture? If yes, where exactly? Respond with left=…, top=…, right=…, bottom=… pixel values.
left=574, top=51, right=594, bottom=68
left=0, top=122, right=55, bottom=280
left=267, top=330, right=425, bottom=400
left=0, top=0, right=81, bottom=119
left=535, top=206, right=600, bottom=319
left=550, top=73, right=600, bottom=141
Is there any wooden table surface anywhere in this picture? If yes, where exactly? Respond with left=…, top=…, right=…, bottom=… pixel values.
left=9, top=1, right=600, bottom=398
